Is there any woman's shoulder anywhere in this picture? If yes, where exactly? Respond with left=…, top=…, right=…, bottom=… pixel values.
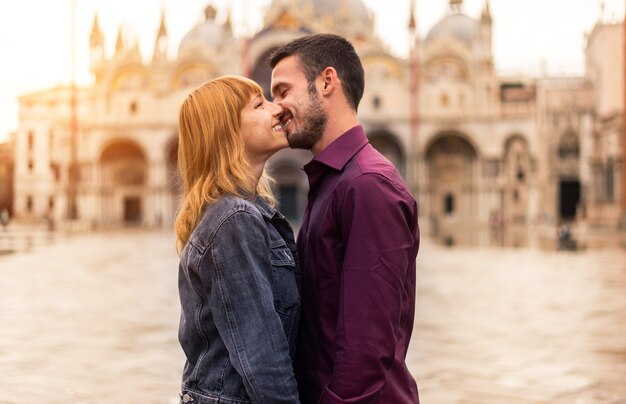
left=190, top=195, right=263, bottom=250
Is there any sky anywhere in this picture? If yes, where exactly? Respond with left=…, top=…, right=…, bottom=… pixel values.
left=0, top=0, right=624, bottom=143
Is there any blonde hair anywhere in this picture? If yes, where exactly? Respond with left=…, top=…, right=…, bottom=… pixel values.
left=175, top=76, right=276, bottom=254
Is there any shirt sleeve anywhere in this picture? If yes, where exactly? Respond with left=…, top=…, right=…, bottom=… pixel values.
left=320, top=173, right=418, bottom=403
left=204, top=209, right=300, bottom=404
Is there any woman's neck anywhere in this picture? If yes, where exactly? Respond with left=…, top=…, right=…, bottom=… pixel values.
left=247, top=157, right=265, bottom=190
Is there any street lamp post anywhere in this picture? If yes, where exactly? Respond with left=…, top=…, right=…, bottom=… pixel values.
left=408, top=0, right=419, bottom=198
left=68, top=0, right=78, bottom=220
left=621, top=0, right=626, bottom=229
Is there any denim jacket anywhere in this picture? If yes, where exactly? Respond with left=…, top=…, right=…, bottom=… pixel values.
left=178, top=194, right=301, bottom=404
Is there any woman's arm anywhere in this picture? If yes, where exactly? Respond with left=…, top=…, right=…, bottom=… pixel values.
left=203, top=208, right=299, bottom=404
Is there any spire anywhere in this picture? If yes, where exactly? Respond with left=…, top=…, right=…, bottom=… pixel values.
left=481, top=0, right=492, bottom=24
left=157, top=8, right=167, bottom=38
left=89, top=12, right=105, bottom=79
left=90, top=13, right=103, bottom=48
left=204, top=5, right=217, bottom=22
left=450, top=0, right=463, bottom=13
left=153, top=8, right=168, bottom=63
left=408, top=0, right=416, bottom=33
left=224, top=6, right=233, bottom=33
left=115, top=26, right=124, bottom=54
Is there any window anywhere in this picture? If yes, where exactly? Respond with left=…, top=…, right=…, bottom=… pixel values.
left=129, top=101, right=138, bottom=115
left=444, top=193, right=455, bottom=215
left=26, top=196, right=33, bottom=212
left=440, top=93, right=450, bottom=108
left=27, top=131, right=34, bottom=151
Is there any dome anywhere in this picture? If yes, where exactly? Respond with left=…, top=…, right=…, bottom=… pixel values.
left=178, top=6, right=230, bottom=57
left=306, top=0, right=372, bottom=23
left=424, top=13, right=478, bottom=47
left=266, top=0, right=373, bottom=26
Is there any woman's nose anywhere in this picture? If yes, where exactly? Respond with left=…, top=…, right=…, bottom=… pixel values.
left=268, top=101, right=283, bottom=116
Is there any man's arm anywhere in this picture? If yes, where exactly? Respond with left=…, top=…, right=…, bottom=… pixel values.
left=321, top=173, right=418, bottom=403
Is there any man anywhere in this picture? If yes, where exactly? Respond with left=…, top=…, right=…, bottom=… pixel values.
left=269, top=33, right=420, bottom=403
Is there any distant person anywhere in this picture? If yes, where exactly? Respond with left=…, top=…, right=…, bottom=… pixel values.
left=558, top=223, right=573, bottom=251
left=270, top=33, right=420, bottom=403
left=0, top=208, right=9, bottom=230
left=175, top=76, right=300, bottom=404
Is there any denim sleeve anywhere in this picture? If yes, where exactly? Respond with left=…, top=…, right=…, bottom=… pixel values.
left=205, top=209, right=300, bottom=404
left=321, top=174, right=418, bottom=403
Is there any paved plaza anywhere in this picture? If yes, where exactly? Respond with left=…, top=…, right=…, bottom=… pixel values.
left=0, top=229, right=625, bottom=403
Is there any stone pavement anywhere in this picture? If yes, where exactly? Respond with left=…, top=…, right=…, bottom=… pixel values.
left=0, top=230, right=625, bottom=403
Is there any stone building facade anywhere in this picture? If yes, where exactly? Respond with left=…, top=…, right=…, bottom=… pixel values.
left=11, top=0, right=625, bottom=246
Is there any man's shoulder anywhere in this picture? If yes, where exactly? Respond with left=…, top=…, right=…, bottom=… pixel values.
left=343, top=144, right=411, bottom=194
left=352, top=143, right=397, bottom=174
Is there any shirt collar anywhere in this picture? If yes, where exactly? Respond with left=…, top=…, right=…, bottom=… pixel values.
left=311, top=125, right=368, bottom=171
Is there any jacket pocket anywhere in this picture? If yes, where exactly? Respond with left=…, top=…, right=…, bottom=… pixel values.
left=270, top=244, right=299, bottom=316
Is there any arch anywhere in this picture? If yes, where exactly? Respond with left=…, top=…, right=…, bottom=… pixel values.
left=425, top=131, right=478, bottom=159
left=425, top=56, right=469, bottom=83
left=502, top=134, right=532, bottom=227
left=424, top=132, right=479, bottom=245
left=99, top=138, right=148, bottom=225
left=368, top=130, right=406, bottom=177
left=99, top=138, right=146, bottom=163
left=171, top=62, right=216, bottom=91
left=99, top=139, right=147, bottom=187
left=110, top=66, right=149, bottom=91
left=502, top=133, right=529, bottom=157
left=251, top=47, right=278, bottom=100
left=362, top=54, right=404, bottom=80
left=558, top=128, right=580, bottom=159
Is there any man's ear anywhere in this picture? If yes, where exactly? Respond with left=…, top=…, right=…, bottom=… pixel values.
left=319, top=67, right=338, bottom=95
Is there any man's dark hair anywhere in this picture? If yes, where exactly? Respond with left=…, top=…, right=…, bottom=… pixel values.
left=268, top=33, right=365, bottom=111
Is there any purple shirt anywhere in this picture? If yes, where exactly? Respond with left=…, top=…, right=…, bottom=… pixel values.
left=295, top=125, right=420, bottom=404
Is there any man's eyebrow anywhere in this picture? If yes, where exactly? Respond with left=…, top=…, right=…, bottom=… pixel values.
left=270, top=81, right=285, bottom=96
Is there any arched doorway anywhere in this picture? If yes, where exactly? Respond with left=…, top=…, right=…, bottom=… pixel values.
left=251, top=48, right=278, bottom=100
left=502, top=135, right=532, bottom=247
left=425, top=134, right=478, bottom=245
left=99, top=139, right=147, bottom=226
left=368, top=131, right=406, bottom=177
left=270, top=162, right=307, bottom=223
left=557, top=129, right=581, bottom=222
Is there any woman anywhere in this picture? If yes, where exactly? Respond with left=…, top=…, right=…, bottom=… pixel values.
left=175, top=76, right=300, bottom=404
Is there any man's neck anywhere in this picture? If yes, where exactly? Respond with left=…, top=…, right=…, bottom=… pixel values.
left=311, top=113, right=359, bottom=156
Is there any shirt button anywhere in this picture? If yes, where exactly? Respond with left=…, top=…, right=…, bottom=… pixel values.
left=182, top=393, right=194, bottom=403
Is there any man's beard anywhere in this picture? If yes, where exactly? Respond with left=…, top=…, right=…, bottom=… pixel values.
left=287, top=90, right=327, bottom=150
